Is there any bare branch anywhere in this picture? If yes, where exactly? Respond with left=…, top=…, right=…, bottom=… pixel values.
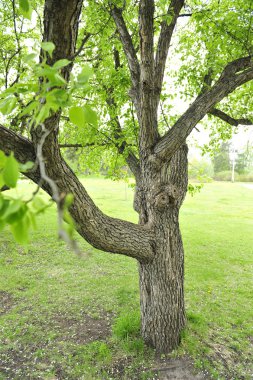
left=154, top=56, right=253, bottom=161
left=178, top=13, right=192, bottom=17
left=209, top=108, right=253, bottom=126
left=71, top=33, right=91, bottom=59
left=59, top=142, right=110, bottom=148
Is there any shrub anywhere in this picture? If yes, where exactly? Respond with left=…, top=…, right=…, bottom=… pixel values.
left=237, top=173, right=253, bottom=182
left=213, top=170, right=239, bottom=181
left=189, top=158, right=214, bottom=181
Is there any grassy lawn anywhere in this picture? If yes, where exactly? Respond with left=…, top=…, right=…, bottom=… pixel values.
left=0, top=179, right=252, bottom=379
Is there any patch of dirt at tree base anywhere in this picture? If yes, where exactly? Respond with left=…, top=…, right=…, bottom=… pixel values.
left=107, top=356, right=210, bottom=380
left=50, top=312, right=112, bottom=344
left=0, top=291, right=14, bottom=315
left=0, top=312, right=112, bottom=380
left=152, top=358, right=210, bottom=380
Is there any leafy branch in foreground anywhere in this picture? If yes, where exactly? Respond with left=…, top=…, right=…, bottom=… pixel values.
left=0, top=42, right=97, bottom=251
left=0, top=149, right=47, bottom=244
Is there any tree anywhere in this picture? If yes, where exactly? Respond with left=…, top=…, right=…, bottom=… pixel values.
left=236, top=142, right=253, bottom=174
left=0, top=0, right=253, bottom=353
left=213, top=141, right=231, bottom=174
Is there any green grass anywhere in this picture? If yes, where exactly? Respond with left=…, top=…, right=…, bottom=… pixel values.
left=0, top=179, right=252, bottom=379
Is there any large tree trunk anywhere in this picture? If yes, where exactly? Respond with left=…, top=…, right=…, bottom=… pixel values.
left=136, top=144, right=188, bottom=352
left=139, top=211, right=185, bottom=352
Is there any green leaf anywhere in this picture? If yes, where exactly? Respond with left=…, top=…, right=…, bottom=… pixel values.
left=19, top=101, right=37, bottom=117
left=69, top=106, right=86, bottom=129
left=23, top=53, right=38, bottom=64
left=4, top=202, right=27, bottom=225
left=41, top=42, right=55, bottom=58
left=0, top=199, right=9, bottom=218
left=31, top=196, right=46, bottom=212
left=83, top=105, right=98, bottom=127
left=0, top=96, right=17, bottom=115
left=27, top=210, right=37, bottom=229
left=53, top=59, right=71, bottom=70
left=19, top=0, right=29, bottom=12
left=0, top=174, right=5, bottom=188
left=19, top=0, right=32, bottom=20
left=69, top=105, right=98, bottom=129
left=2, top=153, right=19, bottom=188
left=36, top=105, right=50, bottom=125
left=19, top=161, right=34, bottom=172
left=77, top=66, right=93, bottom=84
left=1, top=199, right=22, bottom=220
left=10, top=216, right=30, bottom=245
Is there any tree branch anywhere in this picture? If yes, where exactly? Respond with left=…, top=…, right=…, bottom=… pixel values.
left=71, top=32, right=91, bottom=59
left=0, top=124, right=154, bottom=262
left=59, top=143, right=107, bottom=148
left=139, top=0, right=159, bottom=151
left=103, top=48, right=141, bottom=180
left=154, top=0, right=185, bottom=109
left=154, top=56, right=253, bottom=160
left=0, top=124, right=36, bottom=163
left=209, top=108, right=253, bottom=126
left=0, top=0, right=155, bottom=263
left=111, top=6, right=140, bottom=104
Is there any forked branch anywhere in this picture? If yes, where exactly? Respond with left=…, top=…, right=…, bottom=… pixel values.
left=154, top=56, right=253, bottom=160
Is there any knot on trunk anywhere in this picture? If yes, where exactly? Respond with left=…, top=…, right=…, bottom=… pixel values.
left=153, top=184, right=181, bottom=211
left=154, top=191, right=170, bottom=211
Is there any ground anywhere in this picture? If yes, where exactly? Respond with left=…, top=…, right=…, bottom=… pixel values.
left=0, top=179, right=252, bottom=379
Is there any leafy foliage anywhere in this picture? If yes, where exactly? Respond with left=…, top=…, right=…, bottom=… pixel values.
left=0, top=150, right=47, bottom=244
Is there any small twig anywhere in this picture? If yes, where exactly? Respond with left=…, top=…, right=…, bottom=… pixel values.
left=71, top=33, right=91, bottom=59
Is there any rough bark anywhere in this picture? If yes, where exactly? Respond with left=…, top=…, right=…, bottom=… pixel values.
left=137, top=144, right=188, bottom=352
left=139, top=0, right=159, bottom=152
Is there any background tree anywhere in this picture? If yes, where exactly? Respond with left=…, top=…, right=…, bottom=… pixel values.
left=236, top=142, right=253, bottom=174
left=213, top=141, right=231, bottom=174
left=0, top=0, right=253, bottom=353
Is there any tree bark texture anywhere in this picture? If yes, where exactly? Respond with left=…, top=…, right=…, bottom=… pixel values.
left=135, top=144, right=188, bottom=352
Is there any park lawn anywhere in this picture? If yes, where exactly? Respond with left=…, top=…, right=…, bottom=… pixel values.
left=0, top=179, right=252, bottom=379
